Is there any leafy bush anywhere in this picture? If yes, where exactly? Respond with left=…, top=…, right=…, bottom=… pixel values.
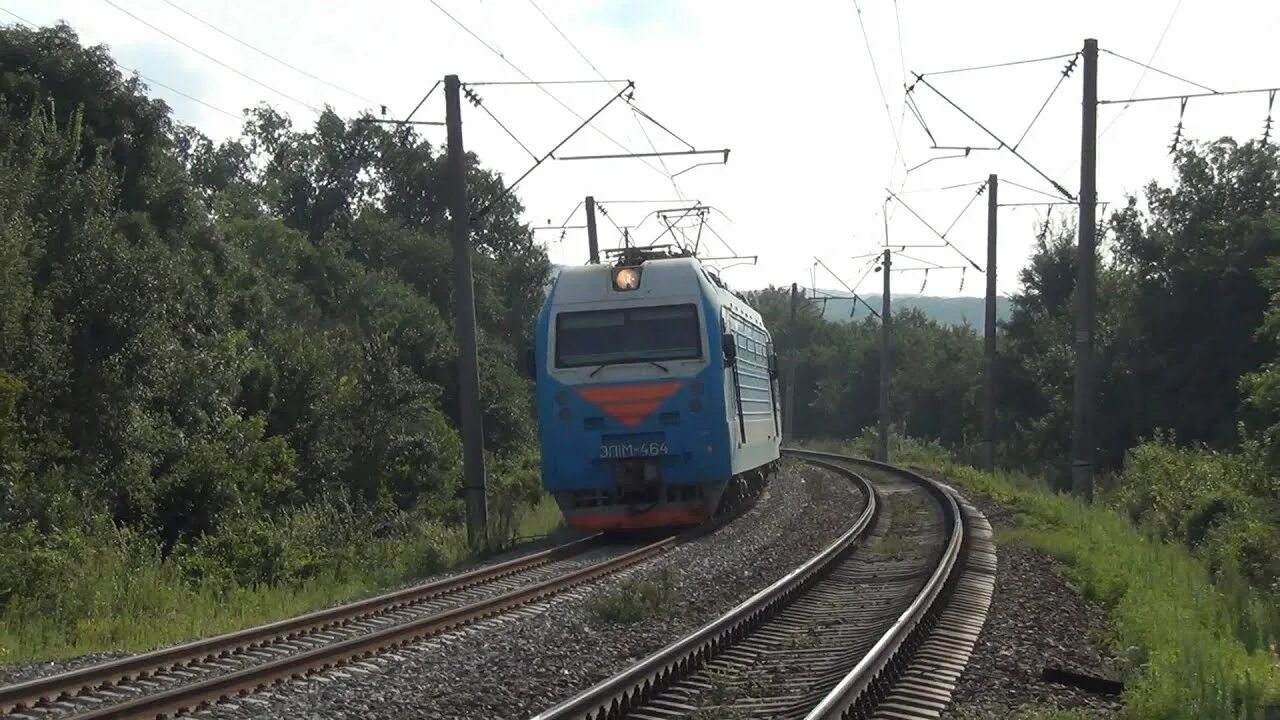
left=485, top=446, right=548, bottom=551
left=1112, top=435, right=1280, bottom=597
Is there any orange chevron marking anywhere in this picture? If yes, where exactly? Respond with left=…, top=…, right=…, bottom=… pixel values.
left=578, top=382, right=682, bottom=427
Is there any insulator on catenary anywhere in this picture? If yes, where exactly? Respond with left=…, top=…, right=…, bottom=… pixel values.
left=1263, top=90, right=1276, bottom=145
left=1169, top=97, right=1188, bottom=155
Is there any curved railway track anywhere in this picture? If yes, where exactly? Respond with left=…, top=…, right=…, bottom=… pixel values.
left=1, top=454, right=993, bottom=720
left=0, top=534, right=677, bottom=720
left=530, top=449, right=996, bottom=720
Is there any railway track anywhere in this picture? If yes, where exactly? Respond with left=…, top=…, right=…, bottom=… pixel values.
left=1, top=464, right=774, bottom=720
left=0, top=533, right=677, bottom=720
left=530, top=449, right=996, bottom=720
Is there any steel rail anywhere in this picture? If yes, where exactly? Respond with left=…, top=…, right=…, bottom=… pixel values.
left=63, top=534, right=680, bottom=720
left=0, top=534, right=602, bottom=714
left=528, top=452, right=879, bottom=720
left=530, top=448, right=967, bottom=720
left=790, top=449, right=966, bottom=719
left=7, top=462, right=771, bottom=720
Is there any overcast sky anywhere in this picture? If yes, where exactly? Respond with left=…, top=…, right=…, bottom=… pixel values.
left=7, top=0, right=1280, bottom=298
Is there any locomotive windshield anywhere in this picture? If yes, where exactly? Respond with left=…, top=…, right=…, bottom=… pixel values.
left=555, top=304, right=702, bottom=368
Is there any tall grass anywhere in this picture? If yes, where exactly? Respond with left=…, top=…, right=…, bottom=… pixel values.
left=944, top=462, right=1280, bottom=719
left=514, top=492, right=564, bottom=541
left=0, top=491, right=564, bottom=665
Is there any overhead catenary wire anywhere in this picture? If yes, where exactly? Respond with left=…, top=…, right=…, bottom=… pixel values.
left=404, top=81, right=442, bottom=123
left=474, top=80, right=635, bottom=219
left=904, top=92, right=938, bottom=146
left=892, top=0, right=909, bottom=132
left=1000, top=177, right=1072, bottom=202
left=463, top=86, right=539, bottom=160
left=1014, top=53, right=1080, bottom=150
left=157, top=0, right=379, bottom=106
left=100, top=0, right=323, bottom=114
left=465, top=79, right=627, bottom=86
left=594, top=198, right=695, bottom=204
left=917, top=51, right=1078, bottom=78
left=519, top=0, right=718, bottom=260
left=1100, top=85, right=1280, bottom=105
left=520, top=0, right=737, bottom=253
left=907, top=148, right=982, bottom=173
left=886, top=0, right=911, bottom=198
left=1, top=6, right=246, bottom=122
left=1101, top=49, right=1215, bottom=95
left=911, top=72, right=1075, bottom=200
left=849, top=253, right=883, bottom=297
left=594, top=202, right=629, bottom=237
left=702, top=221, right=739, bottom=258
left=885, top=188, right=985, bottom=272
left=894, top=252, right=949, bottom=268
left=999, top=200, right=1110, bottom=207
left=853, top=0, right=909, bottom=176
left=627, top=104, right=690, bottom=209
left=523, top=0, right=692, bottom=201
left=813, top=257, right=881, bottom=319
left=889, top=263, right=967, bottom=274
left=427, top=0, right=672, bottom=182
left=900, top=180, right=988, bottom=194
left=627, top=102, right=697, bottom=151
left=885, top=14, right=920, bottom=224
left=524, top=0, right=607, bottom=80
left=1098, top=0, right=1191, bottom=138
left=941, top=182, right=988, bottom=238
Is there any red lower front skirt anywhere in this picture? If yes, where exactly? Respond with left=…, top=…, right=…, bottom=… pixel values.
left=566, top=506, right=709, bottom=531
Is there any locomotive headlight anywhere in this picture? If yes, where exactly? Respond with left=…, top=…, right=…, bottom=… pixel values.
left=612, top=267, right=641, bottom=291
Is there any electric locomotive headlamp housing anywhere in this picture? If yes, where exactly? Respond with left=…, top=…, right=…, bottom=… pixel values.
left=611, top=266, right=642, bottom=291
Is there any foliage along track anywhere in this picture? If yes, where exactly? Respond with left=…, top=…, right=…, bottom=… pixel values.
left=0, top=535, right=650, bottom=720
left=528, top=449, right=996, bottom=720
left=0, top=462, right=774, bottom=720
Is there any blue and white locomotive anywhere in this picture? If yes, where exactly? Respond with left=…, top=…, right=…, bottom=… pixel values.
left=528, top=247, right=782, bottom=531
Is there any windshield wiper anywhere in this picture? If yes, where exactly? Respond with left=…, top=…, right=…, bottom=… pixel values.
left=588, top=359, right=670, bottom=378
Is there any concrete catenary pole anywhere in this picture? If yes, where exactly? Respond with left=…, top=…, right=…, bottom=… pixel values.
left=785, top=282, right=798, bottom=440
left=1071, top=40, right=1098, bottom=501
left=878, top=249, right=892, bottom=462
left=444, top=74, right=489, bottom=546
left=981, top=174, right=998, bottom=472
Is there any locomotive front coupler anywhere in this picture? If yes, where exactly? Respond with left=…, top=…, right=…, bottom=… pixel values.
left=612, top=457, right=661, bottom=499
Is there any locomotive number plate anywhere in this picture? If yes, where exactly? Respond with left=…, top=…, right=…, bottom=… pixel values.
left=599, top=441, right=669, bottom=459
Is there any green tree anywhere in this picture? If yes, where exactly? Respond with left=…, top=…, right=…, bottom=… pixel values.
left=0, top=21, right=549, bottom=568
left=1109, top=138, right=1280, bottom=453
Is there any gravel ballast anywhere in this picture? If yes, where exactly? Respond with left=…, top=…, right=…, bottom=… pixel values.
left=935, top=488, right=1126, bottom=719
left=0, top=652, right=136, bottom=691
left=203, top=459, right=864, bottom=720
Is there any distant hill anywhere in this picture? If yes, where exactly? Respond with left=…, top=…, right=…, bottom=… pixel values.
left=809, top=291, right=1012, bottom=334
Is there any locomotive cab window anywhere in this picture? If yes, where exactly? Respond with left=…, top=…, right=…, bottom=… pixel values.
left=555, top=304, right=702, bottom=368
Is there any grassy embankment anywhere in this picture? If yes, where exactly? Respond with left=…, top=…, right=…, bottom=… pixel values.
left=0, top=494, right=563, bottom=665
left=799, top=435, right=1280, bottom=720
